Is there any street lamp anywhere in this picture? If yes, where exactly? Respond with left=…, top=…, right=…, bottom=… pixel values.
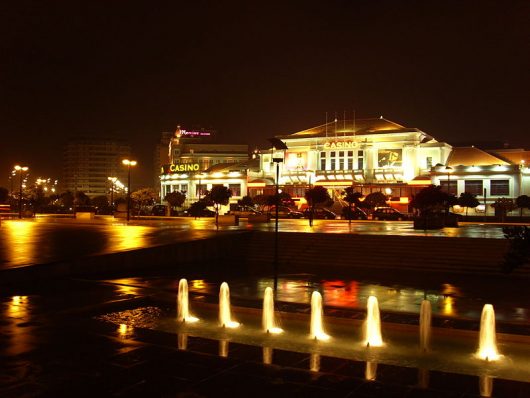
left=107, top=176, right=117, bottom=211
left=445, top=166, right=453, bottom=194
left=122, top=159, right=137, bottom=221
left=268, top=138, right=288, bottom=294
left=14, top=165, right=29, bottom=219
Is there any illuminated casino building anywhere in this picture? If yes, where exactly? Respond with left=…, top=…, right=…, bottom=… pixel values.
left=159, top=126, right=254, bottom=206
left=158, top=120, right=530, bottom=216
left=253, top=117, right=530, bottom=215
left=253, top=117, right=452, bottom=212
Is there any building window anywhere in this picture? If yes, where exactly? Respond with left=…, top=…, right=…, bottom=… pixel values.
left=196, top=184, right=207, bottom=197
left=229, top=184, right=241, bottom=197
left=319, top=152, right=326, bottom=170
left=357, top=150, right=364, bottom=170
left=441, top=181, right=458, bottom=195
left=490, top=179, right=509, bottom=196
left=465, top=180, right=483, bottom=196
left=426, top=157, right=433, bottom=169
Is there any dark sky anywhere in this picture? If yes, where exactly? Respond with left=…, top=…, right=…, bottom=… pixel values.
left=1, top=0, right=529, bottom=188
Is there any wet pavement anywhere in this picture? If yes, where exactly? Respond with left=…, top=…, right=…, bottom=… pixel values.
left=0, top=217, right=512, bottom=269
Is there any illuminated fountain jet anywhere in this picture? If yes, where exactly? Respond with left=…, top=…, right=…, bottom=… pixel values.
left=364, top=296, right=383, bottom=347
left=476, top=304, right=500, bottom=361
left=262, top=287, right=283, bottom=334
left=177, top=279, right=198, bottom=323
left=310, top=291, right=330, bottom=340
left=219, top=282, right=240, bottom=328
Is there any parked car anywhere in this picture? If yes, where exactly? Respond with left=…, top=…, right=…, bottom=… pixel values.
left=342, top=206, right=368, bottom=220
left=303, top=208, right=337, bottom=219
left=151, top=204, right=168, bottom=216
left=185, top=208, right=216, bottom=217
left=372, top=207, right=408, bottom=221
left=228, top=206, right=262, bottom=217
left=269, top=206, right=304, bottom=219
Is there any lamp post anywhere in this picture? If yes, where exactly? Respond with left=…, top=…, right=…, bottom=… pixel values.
left=445, top=166, right=453, bottom=194
left=108, top=177, right=117, bottom=213
left=122, top=159, right=137, bottom=221
left=268, top=138, right=288, bottom=294
left=14, top=165, right=29, bottom=219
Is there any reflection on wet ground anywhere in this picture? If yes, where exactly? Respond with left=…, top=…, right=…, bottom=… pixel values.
left=0, top=218, right=509, bottom=269
left=104, top=274, right=530, bottom=325
left=0, top=219, right=219, bottom=269
left=1, top=277, right=529, bottom=397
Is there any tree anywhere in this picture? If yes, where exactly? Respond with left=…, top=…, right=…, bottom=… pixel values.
left=207, top=185, right=232, bottom=227
left=305, top=186, right=331, bottom=226
left=188, top=200, right=208, bottom=217
left=515, top=195, right=530, bottom=218
left=342, top=187, right=363, bottom=224
left=458, top=192, right=480, bottom=218
left=92, top=195, right=110, bottom=214
left=502, top=226, right=530, bottom=273
left=359, top=192, right=387, bottom=211
left=165, top=191, right=186, bottom=214
left=238, top=195, right=254, bottom=208
left=492, top=198, right=516, bottom=222
left=131, top=188, right=158, bottom=214
left=411, top=185, right=455, bottom=216
left=0, top=187, right=8, bottom=203
left=60, top=191, right=74, bottom=209
left=74, top=191, right=91, bottom=206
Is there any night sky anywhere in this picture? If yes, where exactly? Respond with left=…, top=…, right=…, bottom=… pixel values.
left=1, top=1, right=529, bottom=188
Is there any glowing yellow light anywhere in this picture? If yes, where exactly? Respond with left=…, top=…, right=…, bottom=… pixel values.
left=476, top=304, right=501, bottom=361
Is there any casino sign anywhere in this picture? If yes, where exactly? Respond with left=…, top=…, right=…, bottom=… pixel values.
left=161, top=163, right=201, bottom=174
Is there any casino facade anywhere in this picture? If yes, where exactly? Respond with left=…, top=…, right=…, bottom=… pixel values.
left=160, top=119, right=530, bottom=216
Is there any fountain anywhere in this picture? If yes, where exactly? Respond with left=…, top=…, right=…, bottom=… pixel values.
left=219, top=282, right=240, bottom=328
left=177, top=279, right=198, bottom=323
left=262, top=287, right=283, bottom=334
left=364, top=296, right=383, bottom=347
left=419, top=300, right=432, bottom=352
left=309, top=291, right=330, bottom=340
left=476, top=304, right=500, bottom=361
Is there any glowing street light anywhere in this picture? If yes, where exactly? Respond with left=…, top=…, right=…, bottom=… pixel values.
left=107, top=176, right=118, bottom=210
left=14, top=165, right=29, bottom=219
left=122, top=159, right=137, bottom=221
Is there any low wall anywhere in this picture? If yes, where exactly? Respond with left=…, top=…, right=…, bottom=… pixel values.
left=2, top=230, right=526, bottom=286
left=242, top=231, right=523, bottom=277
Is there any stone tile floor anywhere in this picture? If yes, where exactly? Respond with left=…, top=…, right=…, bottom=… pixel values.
left=1, top=279, right=529, bottom=397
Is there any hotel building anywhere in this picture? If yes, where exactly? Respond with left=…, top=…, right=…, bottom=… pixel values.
left=159, top=127, right=254, bottom=207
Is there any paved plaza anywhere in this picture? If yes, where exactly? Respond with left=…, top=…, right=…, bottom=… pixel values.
left=1, top=217, right=529, bottom=397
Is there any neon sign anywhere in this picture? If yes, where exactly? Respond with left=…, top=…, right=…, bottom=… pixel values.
left=161, top=163, right=200, bottom=174
left=323, top=141, right=356, bottom=149
left=178, top=130, right=211, bottom=137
